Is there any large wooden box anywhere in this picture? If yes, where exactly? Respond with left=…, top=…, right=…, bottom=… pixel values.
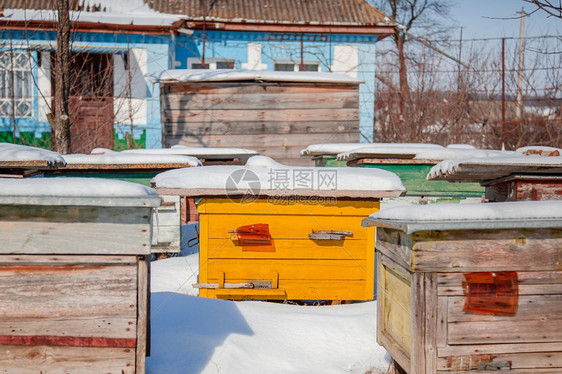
left=197, top=198, right=378, bottom=301
left=364, top=204, right=562, bottom=373
left=0, top=185, right=161, bottom=373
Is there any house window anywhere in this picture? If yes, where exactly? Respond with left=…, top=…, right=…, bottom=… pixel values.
left=0, top=52, right=34, bottom=118
left=188, top=58, right=235, bottom=70
left=274, top=62, right=321, bottom=72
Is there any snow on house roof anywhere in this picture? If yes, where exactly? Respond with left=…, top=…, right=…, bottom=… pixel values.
left=147, top=69, right=362, bottom=84
left=92, top=146, right=258, bottom=159
left=62, top=152, right=201, bottom=168
left=148, top=0, right=394, bottom=27
left=0, top=143, right=66, bottom=168
left=427, top=153, right=562, bottom=183
left=152, top=155, right=406, bottom=198
left=0, top=177, right=161, bottom=207
left=0, top=0, right=181, bottom=26
left=337, top=146, right=510, bottom=163
left=363, top=201, right=562, bottom=233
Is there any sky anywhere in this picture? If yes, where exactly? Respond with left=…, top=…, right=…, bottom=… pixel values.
left=447, top=0, right=561, bottom=40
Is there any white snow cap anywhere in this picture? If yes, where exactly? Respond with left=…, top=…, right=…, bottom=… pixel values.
left=0, top=177, right=158, bottom=198
left=147, top=69, right=362, bottom=84
left=336, top=145, right=510, bottom=161
left=301, top=143, right=442, bottom=156
left=1, top=0, right=181, bottom=26
left=428, top=153, right=562, bottom=180
left=0, top=143, right=65, bottom=167
left=112, top=145, right=259, bottom=158
left=367, top=200, right=562, bottom=222
left=152, top=155, right=406, bottom=196
left=63, top=153, right=201, bottom=167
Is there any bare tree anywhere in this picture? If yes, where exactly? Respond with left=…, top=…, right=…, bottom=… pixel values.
left=50, top=0, right=72, bottom=154
left=524, top=0, right=562, bottom=19
left=370, top=0, right=453, bottom=117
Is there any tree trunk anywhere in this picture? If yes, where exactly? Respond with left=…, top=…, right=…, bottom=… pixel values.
left=52, top=0, right=71, bottom=154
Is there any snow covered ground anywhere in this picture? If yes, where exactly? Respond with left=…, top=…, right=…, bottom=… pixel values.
left=148, top=255, right=391, bottom=374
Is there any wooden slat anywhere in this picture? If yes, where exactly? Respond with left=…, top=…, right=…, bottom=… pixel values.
left=438, top=341, right=562, bottom=357
left=206, top=214, right=371, bottom=240
left=206, top=259, right=370, bottom=281
left=163, top=91, right=359, bottom=110
left=411, top=229, right=562, bottom=272
left=0, top=221, right=151, bottom=255
left=382, top=266, right=412, bottom=354
left=164, top=108, right=358, bottom=122
left=207, top=238, right=369, bottom=260
left=437, top=271, right=562, bottom=296
left=163, top=82, right=359, bottom=95
left=0, top=264, right=137, bottom=319
left=439, top=370, right=562, bottom=374
left=136, top=257, right=148, bottom=374
left=436, top=297, right=448, bottom=348
left=0, top=255, right=138, bottom=266
left=447, top=295, right=562, bottom=323
left=411, top=272, right=425, bottom=374
left=198, top=198, right=378, bottom=215
left=164, top=120, right=358, bottom=136
left=0, top=317, right=136, bottom=339
left=424, top=273, right=438, bottom=374
left=0, top=345, right=135, bottom=373
left=437, top=351, right=562, bottom=371
left=205, top=279, right=372, bottom=301
left=447, top=319, right=562, bottom=344
left=0, top=335, right=136, bottom=348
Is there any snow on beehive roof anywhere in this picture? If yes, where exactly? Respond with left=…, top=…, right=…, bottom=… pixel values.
left=428, top=152, right=562, bottom=183
left=152, top=155, right=406, bottom=198
left=0, top=177, right=160, bottom=206
left=363, top=201, right=562, bottom=233
left=301, top=143, right=442, bottom=156
left=63, top=151, right=201, bottom=168
left=92, top=145, right=258, bottom=159
left=147, top=69, right=362, bottom=84
left=337, top=145, right=510, bottom=162
left=0, top=143, right=65, bottom=167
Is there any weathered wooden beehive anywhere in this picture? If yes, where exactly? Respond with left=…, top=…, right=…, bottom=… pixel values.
left=0, top=178, right=161, bottom=373
left=151, top=69, right=361, bottom=166
left=426, top=151, right=562, bottom=202
left=363, top=201, right=562, bottom=374
left=153, top=155, right=405, bottom=301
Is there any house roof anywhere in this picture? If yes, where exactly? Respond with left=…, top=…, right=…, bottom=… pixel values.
left=0, top=0, right=395, bottom=35
left=147, top=0, right=392, bottom=26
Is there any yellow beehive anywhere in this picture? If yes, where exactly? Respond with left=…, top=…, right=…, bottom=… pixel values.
left=196, top=197, right=378, bottom=301
left=153, top=155, right=406, bottom=302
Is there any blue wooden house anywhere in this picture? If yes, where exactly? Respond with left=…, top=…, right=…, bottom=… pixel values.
left=0, top=0, right=394, bottom=152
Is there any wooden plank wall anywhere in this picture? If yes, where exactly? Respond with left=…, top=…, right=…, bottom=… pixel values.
left=0, top=255, right=144, bottom=373
left=161, top=82, right=360, bottom=166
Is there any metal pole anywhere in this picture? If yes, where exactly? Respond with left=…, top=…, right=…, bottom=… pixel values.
left=516, top=8, right=525, bottom=119
left=501, top=37, right=506, bottom=145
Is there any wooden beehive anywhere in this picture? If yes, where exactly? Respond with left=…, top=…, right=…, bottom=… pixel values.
left=196, top=197, right=378, bottom=301
left=426, top=155, right=562, bottom=202
left=157, top=70, right=361, bottom=166
left=0, top=179, right=161, bottom=373
left=153, top=155, right=406, bottom=301
left=363, top=202, right=562, bottom=373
